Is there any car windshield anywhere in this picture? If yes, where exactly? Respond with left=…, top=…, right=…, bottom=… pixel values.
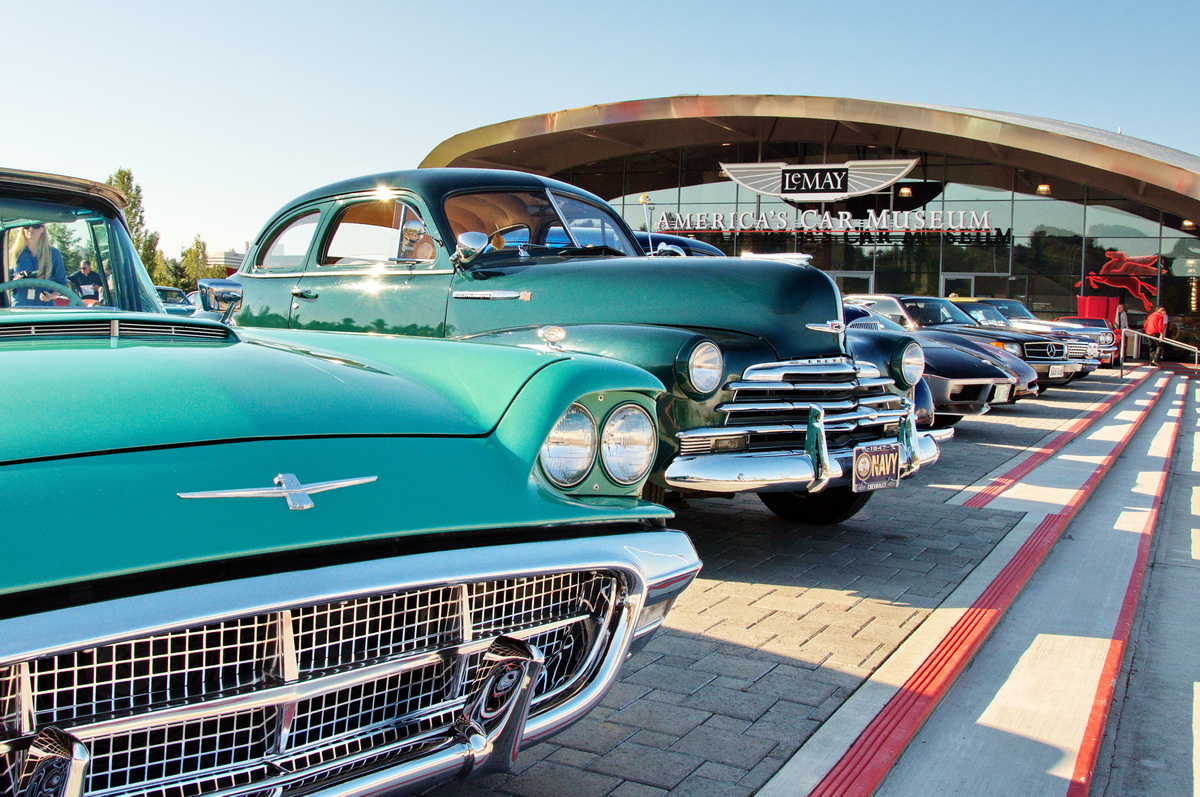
left=846, top=295, right=910, bottom=326
left=443, top=190, right=640, bottom=260
left=844, top=304, right=908, bottom=333
left=985, top=299, right=1036, bottom=319
left=957, top=303, right=1010, bottom=327
left=1, top=195, right=160, bottom=312
left=901, top=297, right=976, bottom=326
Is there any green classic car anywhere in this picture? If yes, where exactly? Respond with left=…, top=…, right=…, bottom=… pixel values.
left=0, top=169, right=700, bottom=796
left=235, top=168, right=945, bottom=524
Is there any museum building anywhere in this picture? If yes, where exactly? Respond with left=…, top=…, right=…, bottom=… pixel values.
left=422, top=95, right=1200, bottom=329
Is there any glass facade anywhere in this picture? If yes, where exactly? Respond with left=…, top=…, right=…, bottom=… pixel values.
left=559, top=144, right=1199, bottom=327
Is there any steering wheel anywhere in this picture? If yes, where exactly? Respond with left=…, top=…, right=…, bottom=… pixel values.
left=0, top=278, right=84, bottom=307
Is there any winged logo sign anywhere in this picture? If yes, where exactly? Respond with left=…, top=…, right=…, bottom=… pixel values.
left=720, top=159, right=919, bottom=203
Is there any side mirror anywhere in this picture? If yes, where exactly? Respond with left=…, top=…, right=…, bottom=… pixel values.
left=654, top=242, right=687, bottom=257
left=197, top=278, right=243, bottom=324
left=450, top=231, right=489, bottom=267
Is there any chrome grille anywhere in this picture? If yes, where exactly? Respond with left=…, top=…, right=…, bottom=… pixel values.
left=0, top=570, right=621, bottom=797
left=0, top=321, right=111, bottom=337
left=116, top=322, right=229, bottom=340
left=1023, top=341, right=1065, bottom=359
left=698, top=357, right=905, bottom=452
left=1065, top=342, right=1090, bottom=359
left=0, top=320, right=230, bottom=341
left=85, top=707, right=276, bottom=794
left=292, top=587, right=460, bottom=674
left=287, top=662, right=452, bottom=750
left=28, top=615, right=277, bottom=727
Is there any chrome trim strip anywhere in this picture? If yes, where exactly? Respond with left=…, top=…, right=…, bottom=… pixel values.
left=239, top=269, right=454, bottom=278
left=451, top=290, right=525, bottom=300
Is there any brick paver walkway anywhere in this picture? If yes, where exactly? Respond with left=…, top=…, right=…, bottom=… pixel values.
left=437, top=374, right=1125, bottom=796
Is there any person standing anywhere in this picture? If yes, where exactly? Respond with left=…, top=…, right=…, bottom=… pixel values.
left=1114, top=301, right=1129, bottom=364
left=1144, top=305, right=1168, bottom=365
left=4, top=222, right=66, bottom=306
left=68, top=259, right=105, bottom=305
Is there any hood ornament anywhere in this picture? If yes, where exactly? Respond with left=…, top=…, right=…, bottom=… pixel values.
left=178, top=473, right=377, bottom=511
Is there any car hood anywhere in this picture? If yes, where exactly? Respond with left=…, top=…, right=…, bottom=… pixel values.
left=934, top=323, right=1049, bottom=344
left=0, top=312, right=569, bottom=463
left=921, top=341, right=1012, bottom=380
left=453, top=256, right=845, bottom=359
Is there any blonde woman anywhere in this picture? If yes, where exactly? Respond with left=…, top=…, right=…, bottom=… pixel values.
left=5, top=222, right=67, bottom=306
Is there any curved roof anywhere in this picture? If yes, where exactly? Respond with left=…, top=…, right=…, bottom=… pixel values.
left=0, top=167, right=127, bottom=210
left=421, top=95, right=1200, bottom=218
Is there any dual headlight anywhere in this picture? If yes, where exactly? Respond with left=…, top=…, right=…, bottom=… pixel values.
left=539, top=402, right=657, bottom=487
left=1099, top=331, right=1115, bottom=346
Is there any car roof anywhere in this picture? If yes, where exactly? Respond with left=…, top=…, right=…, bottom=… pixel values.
left=276, top=167, right=606, bottom=216
left=0, top=167, right=127, bottom=213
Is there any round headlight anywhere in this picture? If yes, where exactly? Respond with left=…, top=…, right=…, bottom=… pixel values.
left=1100, top=331, right=1115, bottom=345
left=539, top=403, right=596, bottom=487
left=898, top=342, right=924, bottom=387
left=600, top=404, right=657, bottom=485
left=687, top=341, right=724, bottom=394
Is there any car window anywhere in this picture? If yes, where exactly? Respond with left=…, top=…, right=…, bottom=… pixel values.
left=444, top=189, right=639, bottom=261
left=848, top=296, right=908, bottom=325
left=959, top=303, right=1009, bottom=326
left=254, top=212, right=320, bottom=272
left=987, top=299, right=1036, bottom=319
left=0, top=197, right=156, bottom=311
left=551, top=193, right=640, bottom=255
left=321, top=200, right=437, bottom=268
left=902, top=298, right=976, bottom=326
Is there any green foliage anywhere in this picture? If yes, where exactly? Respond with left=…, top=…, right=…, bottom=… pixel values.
left=47, top=224, right=82, bottom=272
left=105, top=169, right=147, bottom=249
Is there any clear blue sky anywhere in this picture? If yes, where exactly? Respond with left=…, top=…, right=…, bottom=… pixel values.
left=4, top=0, right=1194, bottom=256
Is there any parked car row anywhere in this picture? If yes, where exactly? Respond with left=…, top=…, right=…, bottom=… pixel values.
left=0, top=164, right=1104, bottom=796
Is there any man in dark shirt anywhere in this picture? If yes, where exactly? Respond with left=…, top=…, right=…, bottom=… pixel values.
left=68, top=260, right=104, bottom=305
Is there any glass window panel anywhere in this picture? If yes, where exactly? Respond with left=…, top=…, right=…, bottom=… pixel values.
left=255, top=211, right=320, bottom=272
left=942, top=182, right=1012, bottom=201
left=1012, top=235, right=1083, bottom=277
left=1085, top=200, right=1161, bottom=239
left=321, top=200, right=436, bottom=267
left=1013, top=199, right=1084, bottom=236
left=1013, top=174, right=1085, bottom=201
left=941, top=236, right=1010, bottom=274
left=679, top=182, right=738, bottom=203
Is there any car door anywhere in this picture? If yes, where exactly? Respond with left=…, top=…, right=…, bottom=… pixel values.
left=236, top=208, right=324, bottom=328
left=289, top=194, right=452, bottom=336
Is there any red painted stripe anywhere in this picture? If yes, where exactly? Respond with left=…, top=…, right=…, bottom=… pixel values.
left=1066, top=378, right=1188, bottom=797
left=809, top=375, right=1172, bottom=797
left=964, top=368, right=1155, bottom=509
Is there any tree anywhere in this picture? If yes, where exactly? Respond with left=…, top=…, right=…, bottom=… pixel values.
left=47, top=224, right=82, bottom=272
left=105, top=168, right=148, bottom=250
left=179, top=235, right=215, bottom=291
left=138, top=230, right=162, bottom=283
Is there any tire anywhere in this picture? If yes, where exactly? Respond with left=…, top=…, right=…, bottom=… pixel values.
left=931, top=414, right=963, bottom=429
left=758, top=487, right=872, bottom=525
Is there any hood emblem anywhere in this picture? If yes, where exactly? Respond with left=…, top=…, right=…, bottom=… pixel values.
left=178, top=473, right=378, bottom=511
left=806, top=320, right=846, bottom=334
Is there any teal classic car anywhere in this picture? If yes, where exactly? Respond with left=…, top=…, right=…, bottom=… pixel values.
left=0, top=169, right=699, bottom=796
left=235, top=168, right=945, bottom=524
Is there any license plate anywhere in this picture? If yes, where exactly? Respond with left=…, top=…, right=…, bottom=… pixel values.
left=993, top=384, right=1012, bottom=403
left=1049, top=365, right=1065, bottom=378
left=852, top=443, right=901, bottom=493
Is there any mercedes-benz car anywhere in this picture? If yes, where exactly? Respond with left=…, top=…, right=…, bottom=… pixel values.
left=0, top=169, right=700, bottom=797
left=232, top=168, right=947, bottom=525
left=951, top=298, right=1103, bottom=378
left=970, top=297, right=1118, bottom=364
left=846, top=293, right=1087, bottom=390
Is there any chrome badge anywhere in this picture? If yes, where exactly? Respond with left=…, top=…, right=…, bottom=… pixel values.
left=178, top=473, right=377, bottom=511
left=806, top=320, right=846, bottom=334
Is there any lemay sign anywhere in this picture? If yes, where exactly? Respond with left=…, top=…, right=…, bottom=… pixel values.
left=650, top=158, right=1004, bottom=240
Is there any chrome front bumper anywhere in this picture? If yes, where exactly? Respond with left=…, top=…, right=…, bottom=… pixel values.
left=664, top=403, right=944, bottom=494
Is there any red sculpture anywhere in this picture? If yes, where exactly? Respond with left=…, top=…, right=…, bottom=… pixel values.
left=1076, top=250, right=1166, bottom=311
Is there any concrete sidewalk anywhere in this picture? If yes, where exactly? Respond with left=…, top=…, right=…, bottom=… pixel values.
left=874, top=375, right=1187, bottom=796
left=1094, top=378, right=1200, bottom=795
